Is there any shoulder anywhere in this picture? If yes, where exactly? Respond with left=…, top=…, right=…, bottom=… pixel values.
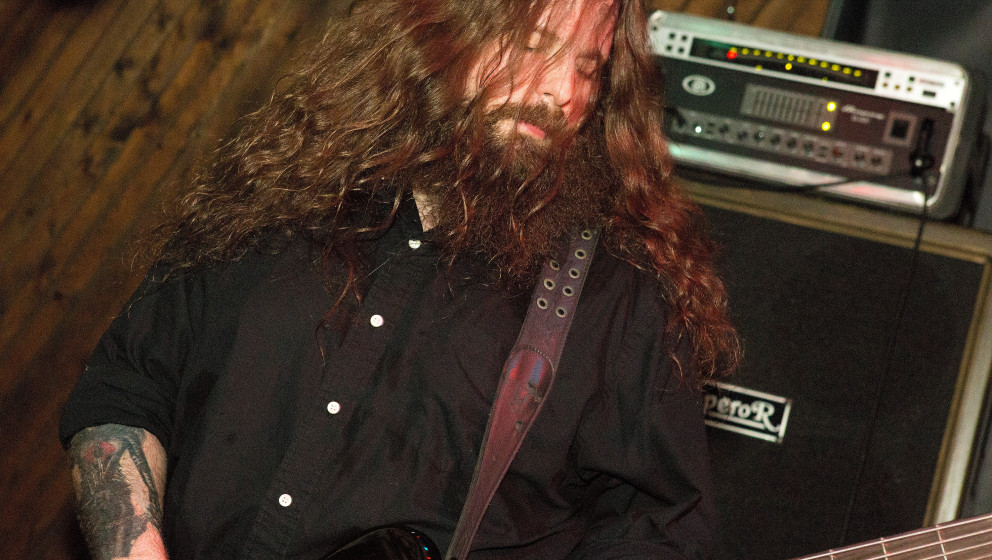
left=156, top=235, right=320, bottom=288
left=129, top=237, right=326, bottom=323
left=574, top=244, right=701, bottom=393
left=582, top=246, right=673, bottom=330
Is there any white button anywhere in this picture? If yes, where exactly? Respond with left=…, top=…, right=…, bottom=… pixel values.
left=327, top=401, right=341, bottom=414
left=370, top=314, right=384, bottom=327
left=408, top=239, right=422, bottom=250
left=278, top=494, right=292, bottom=507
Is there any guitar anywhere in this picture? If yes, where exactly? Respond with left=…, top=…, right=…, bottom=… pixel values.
left=791, top=512, right=992, bottom=560
left=323, top=513, right=992, bottom=560
left=323, top=526, right=440, bottom=560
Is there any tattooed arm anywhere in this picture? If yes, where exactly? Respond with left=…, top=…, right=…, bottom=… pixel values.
left=68, top=424, right=169, bottom=560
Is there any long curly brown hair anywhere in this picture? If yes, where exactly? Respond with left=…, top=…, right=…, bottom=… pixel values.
left=143, top=0, right=740, bottom=382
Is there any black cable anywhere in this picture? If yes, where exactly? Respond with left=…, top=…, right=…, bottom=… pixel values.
left=676, top=112, right=942, bottom=541
left=670, top=105, right=943, bottom=539
left=835, top=132, right=936, bottom=544
left=836, top=188, right=928, bottom=544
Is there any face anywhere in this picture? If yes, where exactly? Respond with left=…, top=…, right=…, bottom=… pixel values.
left=468, top=0, right=618, bottom=141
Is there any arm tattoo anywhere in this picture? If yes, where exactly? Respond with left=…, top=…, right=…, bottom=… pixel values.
left=69, top=425, right=165, bottom=559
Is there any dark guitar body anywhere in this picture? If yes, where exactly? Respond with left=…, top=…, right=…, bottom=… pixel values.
left=324, top=526, right=441, bottom=560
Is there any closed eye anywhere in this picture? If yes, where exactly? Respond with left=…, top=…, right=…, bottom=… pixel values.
left=575, top=57, right=602, bottom=79
left=526, top=30, right=547, bottom=52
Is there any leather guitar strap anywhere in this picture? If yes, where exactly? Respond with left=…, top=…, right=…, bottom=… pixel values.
left=444, top=228, right=601, bottom=560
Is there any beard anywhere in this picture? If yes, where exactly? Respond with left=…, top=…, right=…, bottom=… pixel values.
left=408, top=103, right=621, bottom=288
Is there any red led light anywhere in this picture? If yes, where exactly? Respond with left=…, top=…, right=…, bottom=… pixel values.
left=727, top=50, right=738, bottom=60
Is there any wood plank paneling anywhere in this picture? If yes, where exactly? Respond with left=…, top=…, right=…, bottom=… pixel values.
left=0, top=1, right=55, bottom=81
left=0, top=0, right=147, bottom=218
left=0, top=1, right=831, bottom=558
left=0, top=2, right=349, bottom=558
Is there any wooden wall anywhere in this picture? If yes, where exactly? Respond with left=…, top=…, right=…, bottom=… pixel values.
left=0, top=0, right=828, bottom=557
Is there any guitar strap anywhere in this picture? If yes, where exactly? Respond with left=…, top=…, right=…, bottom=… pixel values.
left=444, top=228, right=601, bottom=560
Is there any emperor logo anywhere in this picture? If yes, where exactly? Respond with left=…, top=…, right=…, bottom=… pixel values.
left=703, top=382, right=792, bottom=444
left=682, top=74, right=716, bottom=96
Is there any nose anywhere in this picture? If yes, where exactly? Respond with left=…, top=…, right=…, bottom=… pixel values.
left=539, top=60, right=579, bottom=121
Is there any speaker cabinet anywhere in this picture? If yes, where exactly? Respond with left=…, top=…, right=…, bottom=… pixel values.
left=690, top=182, right=992, bottom=559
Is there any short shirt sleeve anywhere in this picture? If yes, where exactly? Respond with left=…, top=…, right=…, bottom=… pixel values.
left=59, top=266, right=201, bottom=451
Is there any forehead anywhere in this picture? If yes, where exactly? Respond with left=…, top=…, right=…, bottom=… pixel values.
left=535, top=0, right=618, bottom=53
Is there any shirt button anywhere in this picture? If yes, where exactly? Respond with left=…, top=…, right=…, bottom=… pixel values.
left=327, top=401, right=341, bottom=414
left=408, top=239, right=422, bottom=250
left=278, top=494, right=292, bottom=507
left=370, top=314, right=384, bottom=327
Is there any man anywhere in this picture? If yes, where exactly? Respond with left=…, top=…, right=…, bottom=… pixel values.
left=60, top=0, right=740, bottom=558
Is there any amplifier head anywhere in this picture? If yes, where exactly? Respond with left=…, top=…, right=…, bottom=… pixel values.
left=649, top=11, right=984, bottom=219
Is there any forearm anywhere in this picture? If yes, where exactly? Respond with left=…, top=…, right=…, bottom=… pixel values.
left=68, top=424, right=169, bottom=560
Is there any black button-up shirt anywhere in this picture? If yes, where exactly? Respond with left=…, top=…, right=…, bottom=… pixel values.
left=60, top=200, right=719, bottom=559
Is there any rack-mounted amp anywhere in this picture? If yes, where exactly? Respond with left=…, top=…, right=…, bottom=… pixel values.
left=649, top=11, right=982, bottom=218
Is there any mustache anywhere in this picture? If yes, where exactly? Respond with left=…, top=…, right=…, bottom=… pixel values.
left=408, top=102, right=617, bottom=289
left=483, top=103, right=571, bottom=143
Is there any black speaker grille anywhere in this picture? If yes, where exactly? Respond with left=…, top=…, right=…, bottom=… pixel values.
left=703, top=203, right=984, bottom=560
